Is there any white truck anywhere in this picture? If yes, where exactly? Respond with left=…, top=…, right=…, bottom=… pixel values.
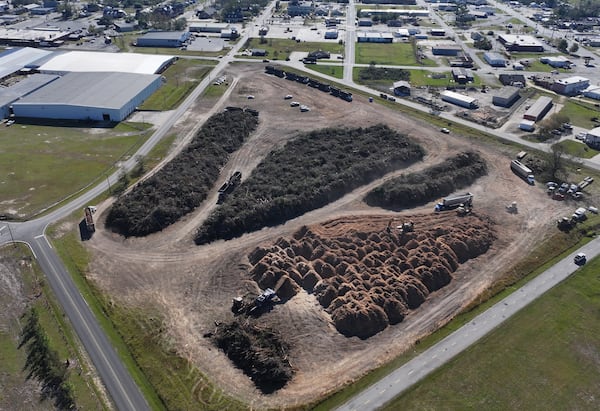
left=510, top=160, right=535, bottom=185
left=435, top=193, right=473, bottom=212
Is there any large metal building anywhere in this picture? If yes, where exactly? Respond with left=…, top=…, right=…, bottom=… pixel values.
left=136, top=31, right=190, bottom=48
left=12, top=72, right=163, bottom=122
left=38, top=51, right=175, bottom=75
left=523, top=96, right=553, bottom=121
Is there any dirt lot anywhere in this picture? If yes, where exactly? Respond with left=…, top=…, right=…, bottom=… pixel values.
left=79, top=64, right=570, bottom=408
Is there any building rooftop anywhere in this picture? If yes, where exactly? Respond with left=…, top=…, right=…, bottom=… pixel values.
left=555, top=76, right=589, bottom=85
left=0, top=47, right=53, bottom=79
left=0, top=73, right=59, bottom=107
left=138, top=31, right=187, bottom=41
left=498, top=34, right=543, bottom=47
left=15, top=72, right=161, bottom=110
left=38, top=51, right=175, bottom=75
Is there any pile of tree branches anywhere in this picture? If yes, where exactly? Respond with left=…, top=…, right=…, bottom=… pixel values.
left=365, top=152, right=487, bottom=209
left=213, top=321, right=293, bottom=393
left=19, top=308, right=75, bottom=410
left=194, top=125, right=425, bottom=244
left=106, top=110, right=258, bottom=237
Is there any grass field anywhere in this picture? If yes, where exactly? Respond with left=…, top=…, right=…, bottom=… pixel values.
left=559, top=100, right=600, bottom=129
left=307, top=64, right=344, bottom=78
left=554, top=139, right=599, bottom=158
left=355, top=42, right=436, bottom=66
left=140, top=59, right=213, bottom=110
left=0, top=122, right=152, bottom=219
left=0, top=244, right=108, bottom=410
left=384, top=252, right=600, bottom=410
left=242, top=38, right=344, bottom=60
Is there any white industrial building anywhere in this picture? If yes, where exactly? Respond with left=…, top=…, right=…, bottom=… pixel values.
left=523, top=96, right=553, bottom=121
left=0, top=47, right=53, bottom=79
left=483, top=52, right=506, bottom=67
left=12, top=72, right=163, bottom=122
left=38, top=51, right=175, bottom=75
left=441, top=90, right=478, bottom=109
left=552, top=76, right=590, bottom=96
left=586, top=127, right=600, bottom=145
left=0, top=73, right=59, bottom=118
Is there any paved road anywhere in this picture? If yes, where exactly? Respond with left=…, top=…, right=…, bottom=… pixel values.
left=337, top=238, right=600, bottom=411
left=343, top=0, right=356, bottom=83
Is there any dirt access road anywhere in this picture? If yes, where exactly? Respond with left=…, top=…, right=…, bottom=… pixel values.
left=76, top=64, right=569, bottom=408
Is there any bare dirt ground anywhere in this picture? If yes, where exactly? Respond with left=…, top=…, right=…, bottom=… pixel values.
left=81, top=64, right=571, bottom=408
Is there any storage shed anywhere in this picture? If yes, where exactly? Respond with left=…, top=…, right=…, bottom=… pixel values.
left=12, top=72, right=163, bottom=122
left=483, top=52, right=506, bottom=67
left=523, top=96, right=553, bottom=121
left=492, top=86, right=520, bottom=107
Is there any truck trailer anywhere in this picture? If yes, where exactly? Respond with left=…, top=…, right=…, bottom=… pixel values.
left=84, top=206, right=96, bottom=232
left=435, top=192, right=473, bottom=212
left=510, top=160, right=534, bottom=184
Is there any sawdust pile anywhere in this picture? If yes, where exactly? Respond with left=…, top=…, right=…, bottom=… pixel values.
left=247, top=214, right=496, bottom=339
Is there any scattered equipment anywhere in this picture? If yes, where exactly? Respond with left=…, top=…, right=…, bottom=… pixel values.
left=506, top=201, right=518, bottom=213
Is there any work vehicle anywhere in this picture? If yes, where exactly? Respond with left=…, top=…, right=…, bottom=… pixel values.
left=290, top=101, right=300, bottom=107
left=440, top=127, right=450, bottom=134
left=299, top=105, right=310, bottom=112
left=510, top=160, right=535, bottom=185
left=84, top=206, right=96, bottom=232
left=574, top=253, right=587, bottom=265
left=217, top=171, right=242, bottom=204
left=284, top=94, right=293, bottom=100
left=435, top=193, right=473, bottom=212
left=506, top=201, right=518, bottom=213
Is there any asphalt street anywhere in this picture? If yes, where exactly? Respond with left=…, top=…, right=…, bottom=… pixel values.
left=337, top=237, right=600, bottom=411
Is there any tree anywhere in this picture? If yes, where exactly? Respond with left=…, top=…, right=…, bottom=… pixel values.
left=58, top=1, right=74, bottom=19
left=569, top=43, right=579, bottom=54
left=455, top=3, right=471, bottom=27
left=546, top=144, right=567, bottom=181
left=474, top=38, right=492, bottom=50
left=556, top=38, right=568, bottom=53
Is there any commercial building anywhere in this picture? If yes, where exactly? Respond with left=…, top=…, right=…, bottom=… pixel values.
left=38, top=51, right=175, bottom=75
left=0, top=28, right=70, bottom=47
left=12, top=72, right=163, bottom=122
left=360, top=9, right=429, bottom=17
left=519, top=119, right=536, bottom=131
left=188, top=22, right=230, bottom=33
left=451, top=68, right=473, bottom=84
left=492, top=86, right=520, bottom=107
left=0, top=47, right=53, bottom=80
left=356, top=32, right=394, bottom=43
left=325, top=30, right=339, bottom=39
left=358, top=18, right=373, bottom=27
left=393, top=80, right=411, bottom=96
left=499, top=73, right=526, bottom=87
left=288, top=1, right=314, bottom=16
left=441, top=90, right=478, bottom=109
left=586, top=127, right=600, bottom=145
left=136, top=31, right=190, bottom=48
left=432, top=44, right=462, bottom=56
left=552, top=76, right=590, bottom=96
left=583, top=85, right=600, bottom=100
left=523, top=96, right=553, bottom=121
left=497, top=34, right=544, bottom=52
left=0, top=74, right=59, bottom=118
left=483, top=52, right=506, bottom=67
left=540, top=55, right=571, bottom=68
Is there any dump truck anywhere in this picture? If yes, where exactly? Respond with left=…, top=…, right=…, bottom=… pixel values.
left=435, top=193, right=473, bottom=212
left=84, top=206, right=96, bottom=232
left=217, top=171, right=242, bottom=204
left=506, top=201, right=518, bottom=213
left=510, top=160, right=535, bottom=185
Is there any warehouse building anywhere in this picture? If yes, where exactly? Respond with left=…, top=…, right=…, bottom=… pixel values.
left=356, top=32, right=394, bottom=43
left=583, top=85, right=600, bottom=100
left=492, top=86, right=520, bottom=107
left=540, top=55, right=571, bottom=68
left=136, top=31, right=190, bottom=48
left=38, top=51, right=175, bottom=75
left=188, top=22, right=230, bottom=33
left=0, top=47, right=53, bottom=80
left=552, top=76, right=590, bottom=96
left=523, top=96, right=553, bottom=121
left=0, top=74, right=59, bottom=118
left=12, top=72, right=163, bottom=122
left=451, top=68, right=473, bottom=84
left=497, top=34, right=544, bottom=52
left=483, top=52, right=506, bottom=67
left=441, top=90, right=478, bottom=109
left=432, top=44, right=462, bottom=56
left=586, top=127, right=600, bottom=146
left=0, top=28, right=70, bottom=47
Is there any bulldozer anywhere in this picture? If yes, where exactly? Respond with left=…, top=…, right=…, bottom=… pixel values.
left=506, top=202, right=518, bottom=214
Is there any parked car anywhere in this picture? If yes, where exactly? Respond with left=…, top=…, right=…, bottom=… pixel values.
left=440, top=127, right=450, bottom=134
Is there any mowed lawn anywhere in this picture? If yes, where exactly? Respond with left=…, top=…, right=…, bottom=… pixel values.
left=355, top=42, right=436, bottom=66
left=385, top=256, right=600, bottom=410
left=0, top=122, right=151, bottom=218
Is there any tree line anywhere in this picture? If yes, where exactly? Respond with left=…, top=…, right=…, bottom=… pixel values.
left=365, top=151, right=487, bottom=210
left=194, top=125, right=425, bottom=244
left=106, top=110, right=259, bottom=237
left=19, top=308, right=75, bottom=410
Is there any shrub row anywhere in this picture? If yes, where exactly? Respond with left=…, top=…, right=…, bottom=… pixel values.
left=105, top=110, right=259, bottom=237
left=364, top=151, right=487, bottom=210
left=194, top=125, right=424, bottom=244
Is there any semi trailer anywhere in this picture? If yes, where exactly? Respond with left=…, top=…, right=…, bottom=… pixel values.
left=510, top=160, right=535, bottom=185
left=434, top=193, right=473, bottom=212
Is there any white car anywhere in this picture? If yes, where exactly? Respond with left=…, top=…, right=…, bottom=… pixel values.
left=576, top=132, right=587, bottom=141
left=440, top=127, right=450, bottom=134
left=290, top=101, right=300, bottom=107
left=247, top=95, right=255, bottom=99
left=300, top=105, right=310, bottom=112
left=284, top=95, right=293, bottom=100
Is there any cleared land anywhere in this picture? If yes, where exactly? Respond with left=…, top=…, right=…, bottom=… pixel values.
left=80, top=65, right=572, bottom=409
left=385, top=253, right=600, bottom=410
